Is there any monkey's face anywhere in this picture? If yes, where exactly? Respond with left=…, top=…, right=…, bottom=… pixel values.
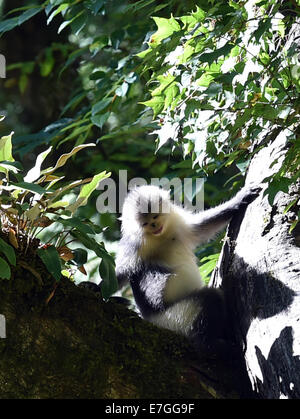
left=140, top=213, right=168, bottom=237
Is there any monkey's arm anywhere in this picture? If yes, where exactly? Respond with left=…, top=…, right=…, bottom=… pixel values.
left=115, top=235, right=142, bottom=289
left=116, top=249, right=170, bottom=318
left=189, top=185, right=261, bottom=245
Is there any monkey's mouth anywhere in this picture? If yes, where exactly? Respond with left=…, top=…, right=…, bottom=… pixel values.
left=153, top=226, right=163, bottom=235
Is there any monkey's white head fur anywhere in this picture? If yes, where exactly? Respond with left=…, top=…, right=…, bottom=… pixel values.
left=121, top=185, right=172, bottom=238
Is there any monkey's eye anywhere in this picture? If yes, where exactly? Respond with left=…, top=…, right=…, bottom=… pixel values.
left=142, top=222, right=148, bottom=227
left=153, top=215, right=159, bottom=219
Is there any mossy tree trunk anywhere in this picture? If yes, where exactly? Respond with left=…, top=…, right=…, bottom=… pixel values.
left=0, top=265, right=252, bottom=399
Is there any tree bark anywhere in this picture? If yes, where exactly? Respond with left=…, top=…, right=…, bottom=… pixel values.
left=211, top=132, right=300, bottom=399
left=0, top=267, right=252, bottom=399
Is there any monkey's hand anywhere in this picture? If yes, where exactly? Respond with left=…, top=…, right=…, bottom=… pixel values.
left=234, top=184, right=262, bottom=207
left=190, top=184, right=261, bottom=245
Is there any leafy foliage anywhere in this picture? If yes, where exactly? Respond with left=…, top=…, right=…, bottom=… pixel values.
left=1, top=0, right=181, bottom=156
left=199, top=252, right=220, bottom=285
left=138, top=1, right=299, bottom=196
left=0, top=125, right=116, bottom=298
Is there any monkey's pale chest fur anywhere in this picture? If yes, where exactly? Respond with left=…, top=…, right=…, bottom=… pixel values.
left=140, top=234, right=204, bottom=303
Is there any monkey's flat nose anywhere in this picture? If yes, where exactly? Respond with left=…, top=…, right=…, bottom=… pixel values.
left=151, top=223, right=156, bottom=228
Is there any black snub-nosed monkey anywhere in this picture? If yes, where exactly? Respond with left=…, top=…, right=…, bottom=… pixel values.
left=116, top=184, right=260, bottom=356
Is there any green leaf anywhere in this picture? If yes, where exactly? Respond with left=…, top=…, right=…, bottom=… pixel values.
left=70, top=230, right=112, bottom=261
left=91, top=112, right=110, bottom=129
left=205, top=82, right=222, bottom=97
left=19, top=73, right=28, bottom=94
left=24, top=146, right=52, bottom=183
left=47, top=4, right=69, bottom=25
left=61, top=93, right=87, bottom=116
left=59, top=46, right=89, bottom=76
left=236, top=159, right=250, bottom=174
left=57, top=10, right=85, bottom=34
left=151, top=74, right=176, bottom=96
left=232, top=109, right=252, bottom=131
left=193, top=6, right=206, bottom=21
left=0, top=17, right=19, bottom=34
left=42, top=143, right=96, bottom=175
left=10, top=182, right=50, bottom=195
left=72, top=248, right=88, bottom=266
left=136, top=47, right=154, bottom=59
left=0, top=6, right=42, bottom=35
left=180, top=15, right=198, bottom=31
left=0, top=257, right=11, bottom=280
left=48, top=200, right=69, bottom=209
left=252, top=18, right=272, bottom=43
left=0, top=238, right=16, bottom=266
left=17, top=7, right=42, bottom=25
left=123, top=0, right=157, bottom=13
left=99, top=257, right=118, bottom=300
left=58, top=124, right=92, bottom=146
left=37, top=246, right=62, bottom=282
left=265, top=177, right=291, bottom=205
left=252, top=103, right=278, bottom=120
left=197, top=73, right=215, bottom=87
left=199, top=253, right=220, bottom=284
left=91, top=98, right=112, bottom=115
left=199, top=43, right=235, bottom=65
left=40, top=48, right=55, bottom=77
left=70, top=10, right=87, bottom=36
left=0, top=160, right=22, bottom=174
left=289, top=219, right=299, bottom=233
left=177, top=44, right=195, bottom=64
left=140, top=96, right=165, bottom=117
left=66, top=171, right=111, bottom=213
left=57, top=217, right=95, bottom=235
left=164, top=84, right=180, bottom=109
left=25, top=203, right=41, bottom=222
left=85, top=0, right=104, bottom=15
left=151, top=16, right=181, bottom=46
left=0, top=132, right=14, bottom=174
left=115, top=82, right=129, bottom=97
left=89, top=70, right=106, bottom=80
left=283, top=198, right=299, bottom=214
left=47, top=178, right=94, bottom=205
